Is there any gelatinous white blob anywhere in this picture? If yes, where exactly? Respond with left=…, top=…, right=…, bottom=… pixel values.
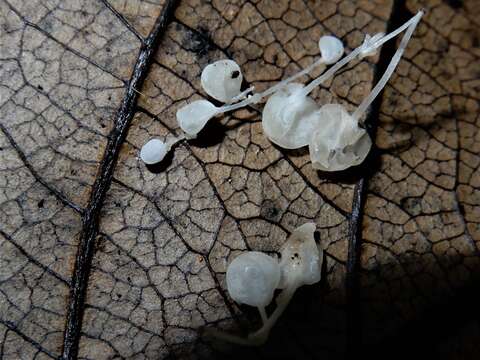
left=308, top=104, right=372, bottom=172
left=226, top=251, right=281, bottom=308
left=176, top=100, right=218, bottom=137
left=140, top=139, right=169, bottom=165
left=278, top=222, right=322, bottom=289
left=262, top=83, right=318, bottom=149
left=209, top=223, right=323, bottom=346
left=359, top=33, right=385, bottom=58
left=319, top=35, right=344, bottom=64
left=201, top=59, right=243, bottom=103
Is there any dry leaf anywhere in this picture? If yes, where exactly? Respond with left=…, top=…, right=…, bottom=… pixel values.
left=0, top=0, right=479, bottom=359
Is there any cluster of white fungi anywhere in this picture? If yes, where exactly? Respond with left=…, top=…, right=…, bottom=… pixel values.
left=140, top=11, right=423, bottom=345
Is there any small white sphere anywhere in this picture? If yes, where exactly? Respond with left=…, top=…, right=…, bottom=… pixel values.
left=176, top=100, right=218, bottom=137
left=226, top=251, right=281, bottom=307
left=319, top=35, right=344, bottom=65
left=262, top=83, right=318, bottom=149
left=278, top=223, right=322, bottom=289
left=201, top=59, right=243, bottom=103
left=140, top=139, right=168, bottom=165
left=308, top=104, right=372, bottom=171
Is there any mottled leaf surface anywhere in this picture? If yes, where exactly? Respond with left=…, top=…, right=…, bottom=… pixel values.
left=0, top=0, right=479, bottom=359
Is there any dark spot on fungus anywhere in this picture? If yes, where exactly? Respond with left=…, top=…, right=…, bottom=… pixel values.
left=37, top=85, right=44, bottom=91
left=37, top=199, right=45, bottom=208
left=231, top=70, right=240, bottom=79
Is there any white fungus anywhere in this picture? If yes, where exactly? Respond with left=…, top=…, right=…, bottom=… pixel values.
left=318, top=35, right=345, bottom=64
left=262, top=83, right=318, bottom=149
left=140, top=136, right=185, bottom=165
left=261, top=11, right=423, bottom=171
left=308, top=104, right=372, bottom=171
left=201, top=59, right=243, bottom=103
left=140, top=139, right=169, bottom=165
left=176, top=100, right=218, bottom=138
left=209, top=223, right=322, bottom=346
left=175, top=36, right=345, bottom=139
left=226, top=251, right=280, bottom=308
left=278, top=222, right=322, bottom=289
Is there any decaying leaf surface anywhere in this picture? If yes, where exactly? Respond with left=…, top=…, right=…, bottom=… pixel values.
left=0, top=0, right=479, bottom=359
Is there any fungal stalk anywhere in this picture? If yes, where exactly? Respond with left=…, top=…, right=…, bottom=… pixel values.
left=352, top=10, right=423, bottom=122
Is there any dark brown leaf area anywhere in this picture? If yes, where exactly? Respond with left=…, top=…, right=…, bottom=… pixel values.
left=1, top=0, right=479, bottom=359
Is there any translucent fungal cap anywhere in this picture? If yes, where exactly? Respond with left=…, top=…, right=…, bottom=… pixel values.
left=140, top=139, right=169, bottom=165
left=201, top=59, right=243, bottom=103
left=176, top=100, right=218, bottom=137
left=278, top=223, right=322, bottom=289
left=308, top=104, right=372, bottom=172
left=226, top=251, right=281, bottom=307
left=319, top=35, right=344, bottom=64
left=262, top=83, right=318, bottom=149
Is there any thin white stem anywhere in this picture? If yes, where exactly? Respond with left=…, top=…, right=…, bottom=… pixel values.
left=300, top=47, right=366, bottom=97
left=229, top=86, right=255, bottom=103
left=259, top=57, right=326, bottom=98
left=247, top=286, right=296, bottom=343
left=366, top=11, right=423, bottom=53
left=213, top=57, right=328, bottom=114
left=206, top=286, right=297, bottom=346
left=165, top=134, right=186, bottom=150
left=217, top=94, right=259, bottom=113
left=352, top=11, right=423, bottom=121
left=258, top=306, right=268, bottom=325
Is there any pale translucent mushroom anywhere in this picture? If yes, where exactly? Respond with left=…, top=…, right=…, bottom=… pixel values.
left=308, top=104, right=372, bottom=171
left=226, top=251, right=280, bottom=323
left=277, top=223, right=322, bottom=289
left=261, top=83, right=318, bottom=149
left=176, top=36, right=345, bottom=138
left=262, top=11, right=423, bottom=171
left=308, top=10, right=423, bottom=171
left=208, top=223, right=322, bottom=346
left=319, top=35, right=344, bottom=64
left=140, top=136, right=184, bottom=165
left=261, top=40, right=365, bottom=149
left=176, top=100, right=218, bottom=138
left=201, top=59, right=243, bottom=103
